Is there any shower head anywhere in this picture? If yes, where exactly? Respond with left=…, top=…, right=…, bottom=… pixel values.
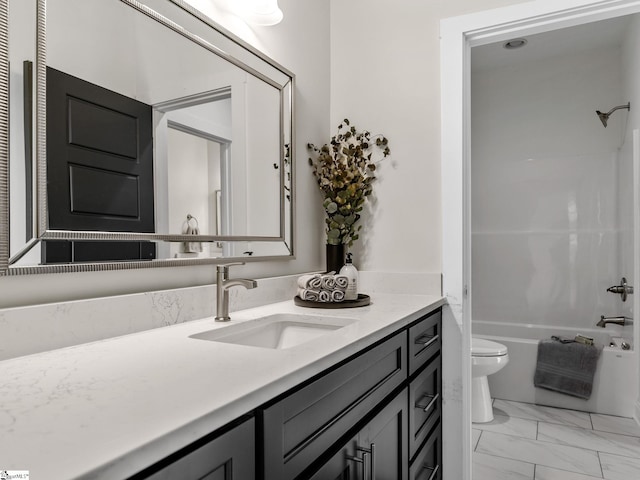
left=596, top=102, right=631, bottom=128
left=596, top=110, right=610, bottom=127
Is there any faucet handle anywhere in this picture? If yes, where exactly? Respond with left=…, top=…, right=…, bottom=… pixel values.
left=606, top=277, right=634, bottom=302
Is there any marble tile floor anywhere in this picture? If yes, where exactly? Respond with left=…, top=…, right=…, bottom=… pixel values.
left=473, top=399, right=640, bottom=480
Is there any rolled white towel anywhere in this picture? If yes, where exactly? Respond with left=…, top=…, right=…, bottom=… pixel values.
left=331, top=289, right=345, bottom=302
left=321, top=274, right=336, bottom=290
left=297, top=288, right=320, bottom=301
left=318, top=290, right=331, bottom=302
left=297, top=274, right=322, bottom=289
left=334, top=275, right=349, bottom=291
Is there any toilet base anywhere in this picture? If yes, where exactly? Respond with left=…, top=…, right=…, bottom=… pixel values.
left=472, top=376, right=494, bottom=423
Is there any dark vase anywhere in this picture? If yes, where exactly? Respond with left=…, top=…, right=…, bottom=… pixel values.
left=325, top=244, right=345, bottom=273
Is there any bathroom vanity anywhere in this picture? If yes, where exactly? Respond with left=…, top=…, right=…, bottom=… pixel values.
left=0, top=294, right=444, bottom=479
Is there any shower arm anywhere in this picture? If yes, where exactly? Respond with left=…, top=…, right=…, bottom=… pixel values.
left=603, top=103, right=631, bottom=116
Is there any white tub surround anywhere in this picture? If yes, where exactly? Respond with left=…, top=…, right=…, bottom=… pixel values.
left=474, top=320, right=637, bottom=417
left=0, top=293, right=444, bottom=479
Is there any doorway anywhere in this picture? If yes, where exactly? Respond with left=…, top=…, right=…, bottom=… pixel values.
left=441, top=1, right=640, bottom=479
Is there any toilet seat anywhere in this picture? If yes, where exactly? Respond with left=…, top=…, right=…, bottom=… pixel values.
left=472, top=338, right=508, bottom=357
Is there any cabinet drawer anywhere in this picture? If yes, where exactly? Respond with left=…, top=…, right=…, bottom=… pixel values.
left=143, top=417, right=255, bottom=480
left=408, top=309, right=441, bottom=376
left=261, top=331, right=407, bottom=480
left=409, top=356, right=441, bottom=460
left=409, top=422, right=441, bottom=480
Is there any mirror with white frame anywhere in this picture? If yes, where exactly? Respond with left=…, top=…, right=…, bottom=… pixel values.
left=1, top=0, right=294, bottom=275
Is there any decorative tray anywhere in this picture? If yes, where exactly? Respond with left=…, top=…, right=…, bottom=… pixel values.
left=293, top=293, right=371, bottom=309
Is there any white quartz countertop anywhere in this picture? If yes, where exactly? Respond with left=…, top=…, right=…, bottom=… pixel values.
left=0, top=293, right=445, bottom=479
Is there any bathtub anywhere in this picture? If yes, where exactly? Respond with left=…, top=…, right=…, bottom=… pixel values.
left=473, top=320, right=637, bottom=417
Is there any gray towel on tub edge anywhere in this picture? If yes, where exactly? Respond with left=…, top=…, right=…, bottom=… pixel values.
left=533, top=339, right=601, bottom=400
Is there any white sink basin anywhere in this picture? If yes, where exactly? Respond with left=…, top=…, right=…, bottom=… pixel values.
left=190, top=313, right=358, bottom=350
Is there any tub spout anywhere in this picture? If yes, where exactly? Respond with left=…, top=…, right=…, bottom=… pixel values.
left=597, top=315, right=633, bottom=328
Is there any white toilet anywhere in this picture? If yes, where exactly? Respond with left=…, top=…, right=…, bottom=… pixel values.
left=472, top=337, right=509, bottom=423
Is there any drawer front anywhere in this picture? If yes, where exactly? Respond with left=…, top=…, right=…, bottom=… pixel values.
left=408, top=309, right=441, bottom=376
left=261, top=331, right=407, bottom=480
left=409, top=422, right=441, bottom=480
left=409, top=356, right=441, bottom=459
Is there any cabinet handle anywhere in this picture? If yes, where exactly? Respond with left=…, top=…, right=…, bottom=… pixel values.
left=355, top=443, right=375, bottom=480
left=415, top=333, right=439, bottom=348
left=347, top=443, right=376, bottom=480
left=371, top=443, right=375, bottom=480
left=421, top=464, right=439, bottom=480
left=347, top=450, right=370, bottom=480
left=369, top=443, right=376, bottom=480
left=415, top=393, right=439, bottom=414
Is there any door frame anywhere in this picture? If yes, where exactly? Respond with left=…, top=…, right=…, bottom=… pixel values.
left=440, top=1, right=640, bottom=479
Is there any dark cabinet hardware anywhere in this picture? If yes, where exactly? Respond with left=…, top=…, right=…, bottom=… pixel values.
left=415, top=393, right=439, bottom=414
left=347, top=447, right=370, bottom=480
left=415, top=333, right=439, bottom=348
left=353, top=443, right=375, bottom=480
left=420, top=464, right=439, bottom=480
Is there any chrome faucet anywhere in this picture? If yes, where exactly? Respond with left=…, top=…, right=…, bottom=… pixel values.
left=597, top=315, right=633, bottom=328
left=215, top=262, right=257, bottom=322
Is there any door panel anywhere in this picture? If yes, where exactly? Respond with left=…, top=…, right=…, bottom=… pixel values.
left=308, top=436, right=358, bottom=480
left=46, top=66, right=154, bottom=233
left=357, top=389, right=408, bottom=480
left=44, top=66, right=155, bottom=263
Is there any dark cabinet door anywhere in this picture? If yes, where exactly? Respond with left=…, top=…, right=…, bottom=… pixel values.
left=309, top=389, right=409, bottom=480
left=409, top=423, right=441, bottom=480
left=46, top=66, right=154, bottom=233
left=140, top=418, right=255, bottom=480
left=308, top=436, right=359, bottom=480
left=357, top=388, right=409, bottom=480
left=409, top=357, right=441, bottom=460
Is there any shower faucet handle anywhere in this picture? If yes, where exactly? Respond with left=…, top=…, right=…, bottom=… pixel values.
left=606, top=277, right=634, bottom=302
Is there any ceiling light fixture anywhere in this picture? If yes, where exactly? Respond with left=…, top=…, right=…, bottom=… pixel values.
left=219, top=0, right=283, bottom=26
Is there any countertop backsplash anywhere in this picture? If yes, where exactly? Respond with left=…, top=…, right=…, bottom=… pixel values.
left=0, top=271, right=440, bottom=361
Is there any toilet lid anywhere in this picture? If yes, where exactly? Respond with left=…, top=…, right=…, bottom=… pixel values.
left=472, top=338, right=508, bottom=357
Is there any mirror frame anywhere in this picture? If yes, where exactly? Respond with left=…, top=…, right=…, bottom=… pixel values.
left=0, top=0, right=296, bottom=276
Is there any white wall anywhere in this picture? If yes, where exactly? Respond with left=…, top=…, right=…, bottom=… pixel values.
left=167, top=129, right=214, bottom=257
left=471, top=45, right=625, bottom=330
left=0, top=0, right=329, bottom=308
left=328, top=0, right=528, bottom=273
